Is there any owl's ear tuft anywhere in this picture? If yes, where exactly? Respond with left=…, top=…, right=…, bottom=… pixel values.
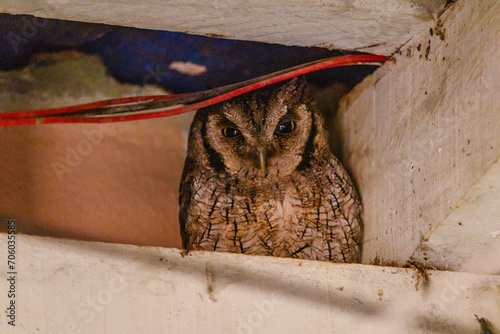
left=275, top=76, right=309, bottom=105
left=293, top=76, right=309, bottom=96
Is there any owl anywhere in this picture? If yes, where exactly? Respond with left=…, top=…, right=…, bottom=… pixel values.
left=179, top=77, right=362, bottom=263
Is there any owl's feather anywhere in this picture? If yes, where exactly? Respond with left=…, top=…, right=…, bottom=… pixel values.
left=179, top=78, right=362, bottom=262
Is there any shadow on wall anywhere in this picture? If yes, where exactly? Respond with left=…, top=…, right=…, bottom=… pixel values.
left=0, top=53, right=194, bottom=248
left=0, top=118, right=191, bottom=248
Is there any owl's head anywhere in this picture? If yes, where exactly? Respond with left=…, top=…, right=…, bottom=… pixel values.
left=189, top=78, right=328, bottom=177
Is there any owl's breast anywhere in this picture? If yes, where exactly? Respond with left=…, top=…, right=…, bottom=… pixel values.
left=181, top=162, right=361, bottom=262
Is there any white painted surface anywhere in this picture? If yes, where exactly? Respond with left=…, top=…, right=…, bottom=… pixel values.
left=0, top=0, right=447, bottom=55
left=412, top=158, right=500, bottom=274
left=0, top=234, right=499, bottom=333
left=335, top=1, right=500, bottom=265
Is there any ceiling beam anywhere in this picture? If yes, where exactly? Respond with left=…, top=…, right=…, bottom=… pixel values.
left=1, top=0, right=447, bottom=55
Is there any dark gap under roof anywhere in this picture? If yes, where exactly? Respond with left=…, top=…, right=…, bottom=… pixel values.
left=0, top=13, right=377, bottom=94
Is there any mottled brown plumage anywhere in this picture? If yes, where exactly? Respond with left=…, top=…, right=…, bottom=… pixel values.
left=179, top=78, right=362, bottom=262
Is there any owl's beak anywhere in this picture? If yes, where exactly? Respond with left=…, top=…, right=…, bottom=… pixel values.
left=257, top=149, right=267, bottom=173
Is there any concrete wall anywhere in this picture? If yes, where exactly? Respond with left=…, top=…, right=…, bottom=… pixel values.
left=335, top=0, right=500, bottom=265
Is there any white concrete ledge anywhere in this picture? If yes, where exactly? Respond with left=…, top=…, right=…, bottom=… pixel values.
left=0, top=234, right=499, bottom=333
left=335, top=0, right=500, bottom=265
left=0, top=0, right=447, bottom=55
left=412, top=157, right=500, bottom=274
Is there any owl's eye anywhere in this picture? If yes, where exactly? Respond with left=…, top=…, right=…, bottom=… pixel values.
left=222, top=127, right=242, bottom=138
left=275, top=120, right=296, bottom=134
